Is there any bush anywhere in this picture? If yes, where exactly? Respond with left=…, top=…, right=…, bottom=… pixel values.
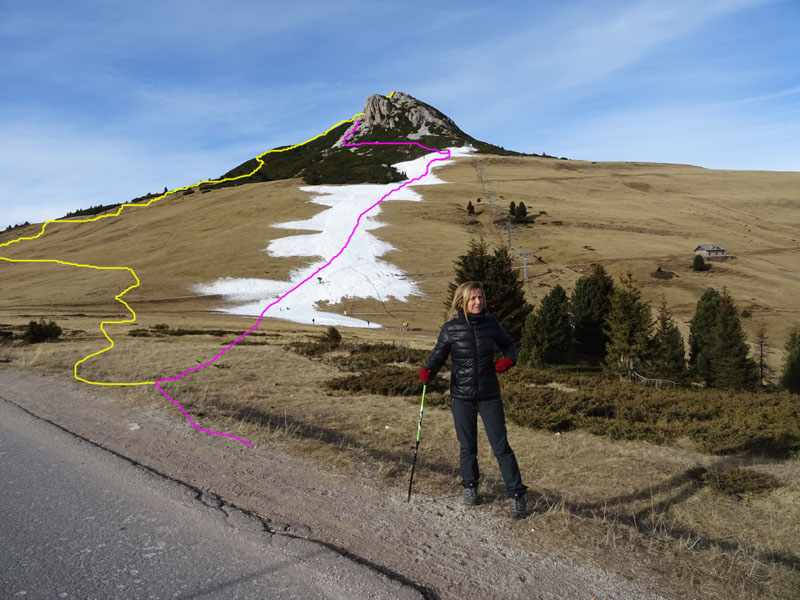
left=325, top=365, right=421, bottom=396
left=324, top=326, right=342, bottom=348
left=288, top=326, right=343, bottom=357
left=701, top=467, right=781, bottom=495
left=499, top=366, right=800, bottom=458
left=328, top=343, right=429, bottom=371
left=22, top=319, right=62, bottom=344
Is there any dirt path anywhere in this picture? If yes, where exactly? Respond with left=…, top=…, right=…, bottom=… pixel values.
left=0, top=367, right=664, bottom=599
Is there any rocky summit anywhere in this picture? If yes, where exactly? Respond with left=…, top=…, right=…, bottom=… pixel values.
left=353, top=92, right=463, bottom=141
left=216, top=91, right=523, bottom=188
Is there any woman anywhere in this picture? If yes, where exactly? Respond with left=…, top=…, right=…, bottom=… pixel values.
left=420, top=281, right=527, bottom=518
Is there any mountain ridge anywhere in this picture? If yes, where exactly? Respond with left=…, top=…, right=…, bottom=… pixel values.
left=212, top=91, right=532, bottom=189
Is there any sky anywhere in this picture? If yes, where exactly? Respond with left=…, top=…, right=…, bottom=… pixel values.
left=1, top=0, right=799, bottom=228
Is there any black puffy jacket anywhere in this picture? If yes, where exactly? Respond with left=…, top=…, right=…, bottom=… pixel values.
left=424, top=311, right=517, bottom=402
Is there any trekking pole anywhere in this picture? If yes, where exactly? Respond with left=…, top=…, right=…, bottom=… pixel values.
left=406, top=384, right=427, bottom=502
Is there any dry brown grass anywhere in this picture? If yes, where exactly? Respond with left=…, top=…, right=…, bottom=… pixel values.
left=3, top=155, right=798, bottom=372
left=3, top=326, right=798, bottom=599
left=3, top=154, right=800, bottom=597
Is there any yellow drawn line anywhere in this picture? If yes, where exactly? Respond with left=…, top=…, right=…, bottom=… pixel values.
left=0, top=91, right=395, bottom=386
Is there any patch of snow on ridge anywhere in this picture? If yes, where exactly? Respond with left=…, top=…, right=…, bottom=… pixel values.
left=193, top=147, right=474, bottom=328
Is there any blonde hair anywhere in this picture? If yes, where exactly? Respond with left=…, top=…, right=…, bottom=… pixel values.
left=448, top=281, right=486, bottom=320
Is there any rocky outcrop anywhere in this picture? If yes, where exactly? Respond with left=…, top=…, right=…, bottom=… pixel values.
left=355, top=91, right=462, bottom=139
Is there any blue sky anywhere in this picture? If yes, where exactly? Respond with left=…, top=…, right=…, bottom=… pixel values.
left=2, top=0, right=799, bottom=228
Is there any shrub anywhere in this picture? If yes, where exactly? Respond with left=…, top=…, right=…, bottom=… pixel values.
left=288, top=326, right=343, bottom=357
left=328, top=343, right=429, bottom=371
left=701, top=467, right=781, bottom=495
left=324, top=326, right=342, bottom=348
left=22, top=319, right=62, bottom=343
left=325, top=366, right=421, bottom=396
left=499, top=366, right=800, bottom=458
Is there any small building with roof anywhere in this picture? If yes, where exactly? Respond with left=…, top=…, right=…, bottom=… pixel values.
left=694, top=244, right=728, bottom=261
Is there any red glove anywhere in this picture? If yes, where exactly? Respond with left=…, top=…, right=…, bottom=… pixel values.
left=494, top=358, right=514, bottom=373
left=419, top=367, right=432, bottom=383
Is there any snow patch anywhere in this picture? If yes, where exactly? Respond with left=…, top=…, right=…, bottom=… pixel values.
left=194, top=147, right=474, bottom=328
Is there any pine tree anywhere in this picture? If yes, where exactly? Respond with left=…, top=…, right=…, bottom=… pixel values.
left=692, top=254, right=707, bottom=271
left=445, top=239, right=493, bottom=310
left=467, top=200, right=475, bottom=215
left=484, top=245, right=532, bottom=341
left=519, top=285, right=571, bottom=366
left=509, top=201, right=516, bottom=217
left=603, top=272, right=652, bottom=378
left=445, top=240, right=531, bottom=342
left=645, top=298, right=686, bottom=381
left=754, top=322, right=773, bottom=386
left=570, top=264, right=614, bottom=360
left=518, top=311, right=537, bottom=366
left=515, top=202, right=528, bottom=223
left=689, top=288, right=721, bottom=384
left=780, top=329, right=800, bottom=393
left=707, top=289, right=759, bottom=390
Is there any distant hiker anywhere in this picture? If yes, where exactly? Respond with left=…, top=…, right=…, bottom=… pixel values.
left=419, top=281, right=527, bottom=518
left=312, top=318, right=315, bottom=325
left=401, top=321, right=409, bottom=331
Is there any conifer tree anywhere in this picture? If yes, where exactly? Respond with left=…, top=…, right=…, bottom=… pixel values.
left=467, top=200, right=475, bottom=215
left=692, top=254, right=707, bottom=271
left=603, top=272, right=652, bottom=378
left=519, top=285, right=571, bottom=366
left=515, top=201, right=527, bottom=223
left=754, top=322, right=773, bottom=386
left=509, top=201, right=516, bottom=217
left=445, top=240, right=531, bottom=341
left=707, top=289, right=759, bottom=390
left=484, top=245, right=532, bottom=341
left=689, top=288, right=721, bottom=383
left=780, top=329, right=800, bottom=394
left=518, top=311, right=537, bottom=366
left=646, top=297, right=686, bottom=381
left=570, top=264, right=614, bottom=359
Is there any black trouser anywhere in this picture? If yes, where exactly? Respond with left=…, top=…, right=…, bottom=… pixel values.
left=451, top=396, right=526, bottom=496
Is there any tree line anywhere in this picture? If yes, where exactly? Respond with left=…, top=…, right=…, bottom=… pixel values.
left=447, top=239, right=800, bottom=393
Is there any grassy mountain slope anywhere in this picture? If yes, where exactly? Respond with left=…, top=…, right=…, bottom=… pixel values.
left=1, top=156, right=799, bottom=371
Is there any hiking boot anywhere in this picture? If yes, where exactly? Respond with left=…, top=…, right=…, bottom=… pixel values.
left=463, top=486, right=481, bottom=506
left=510, top=493, right=527, bottom=519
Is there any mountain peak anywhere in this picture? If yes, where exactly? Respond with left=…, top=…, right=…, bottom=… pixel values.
left=357, top=92, right=460, bottom=140
left=216, top=91, right=526, bottom=189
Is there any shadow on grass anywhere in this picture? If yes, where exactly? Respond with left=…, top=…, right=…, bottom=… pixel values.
left=211, top=399, right=799, bottom=574
left=532, top=459, right=799, bottom=573
left=213, top=400, right=456, bottom=479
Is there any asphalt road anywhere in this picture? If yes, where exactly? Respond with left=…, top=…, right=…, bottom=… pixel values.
left=0, top=396, right=422, bottom=600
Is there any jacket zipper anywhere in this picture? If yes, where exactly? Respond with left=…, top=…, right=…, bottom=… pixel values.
left=470, top=322, right=479, bottom=400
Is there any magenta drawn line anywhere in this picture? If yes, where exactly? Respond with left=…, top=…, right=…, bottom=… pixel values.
left=154, top=118, right=452, bottom=447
